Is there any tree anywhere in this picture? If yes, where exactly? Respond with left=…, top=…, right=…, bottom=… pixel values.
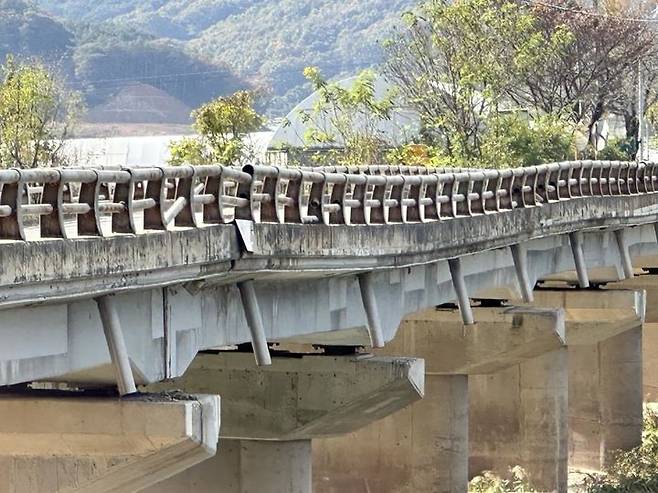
left=295, top=67, right=396, bottom=165
left=168, top=90, right=264, bottom=165
left=384, top=0, right=573, bottom=164
left=0, top=56, right=81, bottom=168
left=521, top=1, right=657, bottom=134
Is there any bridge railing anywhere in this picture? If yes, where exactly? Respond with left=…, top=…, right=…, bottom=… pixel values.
left=0, top=160, right=655, bottom=241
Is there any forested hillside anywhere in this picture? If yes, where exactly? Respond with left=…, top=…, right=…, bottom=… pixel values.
left=35, top=0, right=413, bottom=115
left=0, top=0, right=244, bottom=117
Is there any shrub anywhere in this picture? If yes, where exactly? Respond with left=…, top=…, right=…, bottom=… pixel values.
left=583, top=409, right=658, bottom=492
left=469, top=466, right=537, bottom=493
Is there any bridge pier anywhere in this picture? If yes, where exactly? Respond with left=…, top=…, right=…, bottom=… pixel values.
left=470, top=288, right=644, bottom=483
left=0, top=392, right=219, bottom=493
left=313, top=305, right=566, bottom=492
left=607, top=269, right=658, bottom=402
left=150, top=439, right=312, bottom=493
left=469, top=348, right=568, bottom=491
left=144, top=351, right=423, bottom=493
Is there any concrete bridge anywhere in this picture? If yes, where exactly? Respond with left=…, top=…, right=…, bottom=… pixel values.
left=0, top=160, right=657, bottom=492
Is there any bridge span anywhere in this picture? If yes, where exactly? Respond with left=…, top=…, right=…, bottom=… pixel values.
left=0, top=160, right=657, bottom=491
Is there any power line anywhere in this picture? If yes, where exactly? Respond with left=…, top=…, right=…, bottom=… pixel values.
left=523, top=0, right=658, bottom=23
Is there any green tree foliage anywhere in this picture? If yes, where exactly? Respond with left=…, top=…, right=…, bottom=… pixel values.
left=385, top=0, right=574, bottom=166
left=0, top=57, right=82, bottom=168
left=296, top=67, right=395, bottom=166
left=168, top=90, right=264, bottom=165
left=583, top=410, right=658, bottom=492
left=469, top=466, right=537, bottom=493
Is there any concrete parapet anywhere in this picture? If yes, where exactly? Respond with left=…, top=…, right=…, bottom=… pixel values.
left=0, top=392, right=220, bottom=493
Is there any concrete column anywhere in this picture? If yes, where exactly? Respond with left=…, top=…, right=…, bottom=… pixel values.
left=526, top=288, right=644, bottom=471
left=470, top=348, right=568, bottom=492
left=569, top=327, right=643, bottom=469
left=151, top=439, right=312, bottom=493
left=607, top=273, right=658, bottom=401
left=315, top=374, right=468, bottom=493
left=313, top=305, right=566, bottom=493
left=0, top=392, right=220, bottom=493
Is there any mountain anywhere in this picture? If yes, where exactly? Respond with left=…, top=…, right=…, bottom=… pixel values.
left=34, top=0, right=414, bottom=115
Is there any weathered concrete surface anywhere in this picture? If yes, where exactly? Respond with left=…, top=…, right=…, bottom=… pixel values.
left=0, top=392, right=220, bottom=493
left=607, top=273, right=658, bottom=401
left=400, top=306, right=566, bottom=374
left=470, top=348, right=569, bottom=493
left=315, top=375, right=468, bottom=493
left=568, top=327, right=643, bottom=470
left=530, top=288, right=644, bottom=469
left=529, top=289, right=645, bottom=345
left=148, top=439, right=312, bottom=493
left=312, top=305, right=565, bottom=493
left=145, top=352, right=424, bottom=440
left=470, top=288, right=644, bottom=484
left=4, top=224, right=658, bottom=390
left=3, top=194, right=657, bottom=309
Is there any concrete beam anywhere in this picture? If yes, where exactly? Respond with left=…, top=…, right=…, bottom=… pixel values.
left=400, top=306, right=566, bottom=375
left=145, top=352, right=424, bottom=441
left=0, top=392, right=220, bottom=493
left=531, top=289, right=645, bottom=345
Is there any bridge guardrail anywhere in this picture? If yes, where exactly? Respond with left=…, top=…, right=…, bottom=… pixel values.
left=0, top=160, right=655, bottom=241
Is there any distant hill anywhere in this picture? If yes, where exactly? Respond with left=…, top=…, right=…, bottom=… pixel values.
left=0, top=0, right=246, bottom=125
left=86, top=82, right=193, bottom=124
left=34, top=0, right=414, bottom=115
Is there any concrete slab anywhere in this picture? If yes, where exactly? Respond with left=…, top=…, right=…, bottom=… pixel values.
left=0, top=392, right=220, bottom=493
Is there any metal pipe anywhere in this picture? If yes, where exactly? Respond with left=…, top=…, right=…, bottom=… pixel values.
left=448, top=257, right=475, bottom=325
left=358, top=272, right=385, bottom=348
left=569, top=232, right=590, bottom=288
left=237, top=280, right=272, bottom=366
left=614, top=229, right=634, bottom=279
left=510, top=243, right=534, bottom=303
left=95, top=295, right=137, bottom=396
